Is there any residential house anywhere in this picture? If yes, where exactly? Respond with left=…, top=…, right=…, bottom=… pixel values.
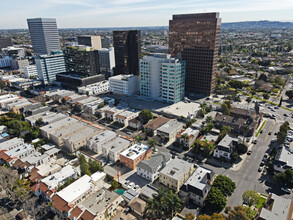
left=143, top=116, right=170, bottom=136
left=159, top=158, right=194, bottom=192
left=129, top=117, right=143, bottom=130
left=102, top=137, right=132, bottom=162
left=114, top=109, right=139, bottom=127
left=213, top=135, right=240, bottom=161
left=157, top=119, right=184, bottom=143
left=176, top=127, right=199, bottom=150
left=137, top=152, right=171, bottom=182
left=274, top=147, right=293, bottom=173
left=87, top=130, right=117, bottom=154
left=180, top=166, right=214, bottom=206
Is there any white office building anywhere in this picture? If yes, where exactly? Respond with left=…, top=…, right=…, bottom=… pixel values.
left=2, top=46, right=25, bottom=58
left=109, top=74, right=139, bottom=96
left=140, top=53, right=185, bottom=103
left=77, top=80, right=109, bottom=96
left=35, top=53, right=66, bottom=84
left=98, top=47, right=115, bottom=76
left=0, top=56, right=11, bottom=68
left=24, top=65, right=38, bottom=79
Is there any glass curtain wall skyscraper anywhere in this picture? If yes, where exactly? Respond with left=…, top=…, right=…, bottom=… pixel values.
left=169, top=13, right=221, bottom=96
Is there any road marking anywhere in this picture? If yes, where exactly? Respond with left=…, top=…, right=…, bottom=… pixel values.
left=264, top=122, right=275, bottom=142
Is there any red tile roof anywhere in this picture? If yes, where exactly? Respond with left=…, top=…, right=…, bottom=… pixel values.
left=80, top=210, right=95, bottom=220
left=69, top=206, right=83, bottom=220
left=52, top=194, right=68, bottom=214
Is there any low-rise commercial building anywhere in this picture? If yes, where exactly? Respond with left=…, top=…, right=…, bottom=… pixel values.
left=157, top=119, right=184, bottom=143
left=109, top=74, right=139, bottom=95
left=6, top=98, right=34, bottom=114
left=159, top=158, right=194, bottom=192
left=0, top=144, right=35, bottom=166
left=137, top=152, right=171, bottom=182
left=21, top=103, right=50, bottom=117
left=120, top=144, right=151, bottom=170
left=180, top=166, right=214, bottom=206
left=0, top=137, right=24, bottom=152
left=77, top=80, right=109, bottom=96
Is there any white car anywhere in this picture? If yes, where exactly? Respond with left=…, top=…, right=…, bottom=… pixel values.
left=125, top=180, right=130, bottom=186
left=281, top=187, right=291, bottom=194
left=134, top=185, right=140, bottom=190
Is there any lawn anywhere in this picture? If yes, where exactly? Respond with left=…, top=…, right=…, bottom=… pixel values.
left=256, top=121, right=266, bottom=137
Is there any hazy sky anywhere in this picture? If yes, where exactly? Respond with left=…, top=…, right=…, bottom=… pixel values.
left=1, top=0, right=293, bottom=29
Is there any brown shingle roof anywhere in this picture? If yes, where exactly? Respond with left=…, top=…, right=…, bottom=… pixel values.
left=144, top=116, right=170, bottom=131
left=69, top=206, right=83, bottom=220
left=80, top=210, right=95, bottom=220
left=52, top=194, right=68, bottom=214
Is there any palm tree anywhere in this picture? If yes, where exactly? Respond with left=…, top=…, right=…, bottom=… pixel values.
left=205, top=116, right=213, bottom=123
left=148, top=139, right=157, bottom=152
left=165, top=190, right=182, bottom=218
left=134, top=136, right=141, bottom=144
left=242, top=125, right=250, bottom=143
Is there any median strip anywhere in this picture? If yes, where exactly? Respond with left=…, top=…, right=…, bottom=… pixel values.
left=256, top=120, right=266, bottom=137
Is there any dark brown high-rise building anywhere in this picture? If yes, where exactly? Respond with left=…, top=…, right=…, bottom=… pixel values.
left=113, top=30, right=141, bottom=75
left=169, top=12, right=221, bottom=96
left=0, top=38, right=13, bottom=50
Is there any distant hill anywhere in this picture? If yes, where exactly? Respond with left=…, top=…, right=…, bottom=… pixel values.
left=222, top=20, right=293, bottom=29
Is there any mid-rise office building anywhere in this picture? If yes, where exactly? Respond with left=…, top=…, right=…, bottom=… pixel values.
left=113, top=30, right=141, bottom=75
left=63, top=46, right=100, bottom=76
left=77, top=35, right=102, bottom=50
left=140, top=54, right=185, bottom=103
left=27, top=18, right=61, bottom=55
left=98, top=47, right=115, bottom=77
left=2, top=46, right=25, bottom=58
left=35, top=52, right=66, bottom=84
left=169, top=13, right=221, bottom=96
left=23, top=65, right=38, bottom=79
left=109, top=74, right=139, bottom=96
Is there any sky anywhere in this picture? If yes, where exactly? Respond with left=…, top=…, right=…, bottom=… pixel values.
left=1, top=0, right=293, bottom=29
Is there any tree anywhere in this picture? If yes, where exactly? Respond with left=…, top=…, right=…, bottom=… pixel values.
left=216, top=126, right=231, bottom=144
left=148, top=139, right=157, bottom=152
left=0, top=81, right=6, bottom=90
left=86, top=91, right=89, bottom=97
left=206, top=116, right=213, bottom=123
left=227, top=206, right=250, bottom=220
left=181, top=133, right=189, bottom=142
left=134, top=136, right=141, bottom=143
left=35, top=118, right=43, bottom=127
left=236, top=143, right=248, bottom=155
left=242, top=190, right=260, bottom=207
left=197, top=214, right=226, bottom=220
left=242, top=125, right=250, bottom=142
left=204, top=187, right=227, bottom=213
left=221, top=103, right=230, bottom=115
left=274, top=169, right=293, bottom=187
left=212, top=175, right=236, bottom=197
left=263, top=93, right=270, bottom=100
left=61, top=98, right=66, bottom=104
left=111, top=180, right=119, bottom=189
left=224, top=100, right=231, bottom=109
left=79, top=154, right=91, bottom=176
left=286, top=90, right=293, bottom=100
left=139, top=110, right=153, bottom=124
left=185, top=212, right=195, bottom=220
left=231, top=151, right=239, bottom=163
left=88, top=159, right=103, bottom=173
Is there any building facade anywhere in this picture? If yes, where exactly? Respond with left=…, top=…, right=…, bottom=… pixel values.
left=169, top=13, right=221, bottom=96
left=109, top=74, right=139, bottom=96
left=27, top=18, right=61, bottom=55
left=113, top=30, right=141, bottom=75
left=77, top=35, right=102, bottom=50
left=63, top=46, right=100, bottom=76
left=98, top=47, right=115, bottom=77
left=35, top=52, right=66, bottom=84
left=140, top=54, right=185, bottom=103
left=23, top=65, right=38, bottom=79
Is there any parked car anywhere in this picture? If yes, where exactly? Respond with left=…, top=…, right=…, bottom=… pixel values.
left=128, top=182, right=135, bottom=189
left=254, top=140, right=258, bottom=144
left=274, top=132, right=278, bottom=135
left=247, top=150, right=252, bottom=155
left=125, top=180, right=130, bottom=186
left=258, top=167, right=263, bottom=172
left=268, top=132, right=272, bottom=135
left=281, top=187, right=291, bottom=194
left=260, top=130, right=263, bottom=134
left=284, top=113, right=289, bottom=117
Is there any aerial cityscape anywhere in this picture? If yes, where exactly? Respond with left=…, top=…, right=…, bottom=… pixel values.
left=0, top=1, right=293, bottom=220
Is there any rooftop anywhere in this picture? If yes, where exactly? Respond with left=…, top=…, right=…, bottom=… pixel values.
left=42, top=165, right=76, bottom=190
left=259, top=193, right=293, bottom=220
left=144, top=116, right=170, bottom=131
left=103, top=137, right=132, bottom=153
left=109, top=74, right=137, bottom=81
left=5, top=144, right=34, bottom=158
left=41, top=117, right=77, bottom=133
left=120, top=143, right=150, bottom=160
left=63, top=125, right=100, bottom=143
left=275, top=147, right=293, bottom=169
left=157, top=119, right=183, bottom=134
left=116, top=109, right=138, bottom=119
left=137, top=152, right=171, bottom=173
left=80, top=188, right=120, bottom=216
left=57, top=174, right=93, bottom=203
left=0, top=137, right=23, bottom=151
left=160, top=158, right=193, bottom=180
left=158, top=101, right=201, bottom=118
left=88, top=130, right=116, bottom=143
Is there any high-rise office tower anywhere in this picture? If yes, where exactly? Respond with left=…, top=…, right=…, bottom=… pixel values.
left=140, top=54, right=185, bottom=104
left=63, top=45, right=100, bottom=76
left=77, top=35, right=102, bottom=50
left=169, top=13, right=221, bottom=96
left=113, top=30, right=141, bottom=75
left=27, top=18, right=61, bottom=55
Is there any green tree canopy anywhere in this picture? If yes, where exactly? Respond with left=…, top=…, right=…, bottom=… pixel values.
left=139, top=110, right=153, bottom=124
left=204, top=187, right=227, bottom=213
left=212, top=175, right=236, bottom=197
left=242, top=190, right=260, bottom=207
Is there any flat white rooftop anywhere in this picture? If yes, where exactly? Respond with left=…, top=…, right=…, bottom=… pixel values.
left=57, top=175, right=93, bottom=203
left=120, top=144, right=149, bottom=160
